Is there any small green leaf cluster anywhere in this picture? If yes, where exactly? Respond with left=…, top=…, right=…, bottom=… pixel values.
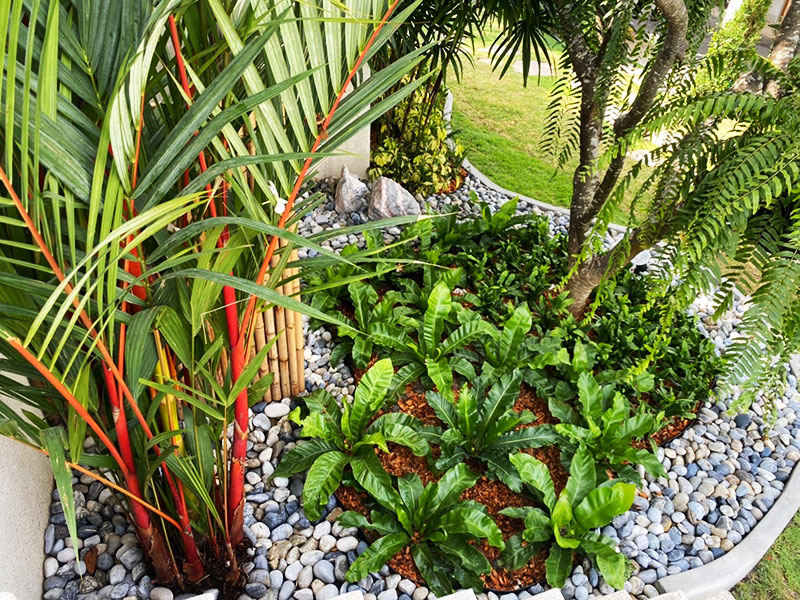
left=339, top=463, right=504, bottom=595
left=273, top=359, right=429, bottom=521
left=498, top=450, right=636, bottom=589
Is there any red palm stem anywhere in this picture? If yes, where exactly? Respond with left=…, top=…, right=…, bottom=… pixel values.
left=227, top=0, right=402, bottom=543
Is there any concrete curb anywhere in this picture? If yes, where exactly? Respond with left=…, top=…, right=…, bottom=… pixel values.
left=655, top=459, right=800, bottom=600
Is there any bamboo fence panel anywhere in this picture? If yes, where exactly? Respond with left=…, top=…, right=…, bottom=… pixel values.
left=250, top=231, right=306, bottom=403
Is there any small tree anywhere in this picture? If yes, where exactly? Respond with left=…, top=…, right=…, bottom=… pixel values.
left=542, top=0, right=720, bottom=315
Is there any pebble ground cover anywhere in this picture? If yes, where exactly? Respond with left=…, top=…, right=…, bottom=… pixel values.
left=42, top=175, right=800, bottom=600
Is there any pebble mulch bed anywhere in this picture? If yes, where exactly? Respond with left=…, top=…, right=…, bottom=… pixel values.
left=42, top=174, right=800, bottom=600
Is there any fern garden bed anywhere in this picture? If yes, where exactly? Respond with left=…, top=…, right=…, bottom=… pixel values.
left=41, top=177, right=800, bottom=600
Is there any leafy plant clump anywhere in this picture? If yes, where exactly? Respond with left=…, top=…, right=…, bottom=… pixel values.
left=340, top=464, right=504, bottom=595
left=274, top=359, right=428, bottom=520
left=498, top=449, right=635, bottom=589
left=428, top=370, right=556, bottom=491
left=370, top=83, right=464, bottom=195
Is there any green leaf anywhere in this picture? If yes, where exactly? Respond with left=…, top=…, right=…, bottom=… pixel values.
left=387, top=363, right=425, bottom=400
left=438, top=535, right=493, bottom=577
left=345, top=358, right=393, bottom=440
left=499, top=304, right=532, bottom=363
left=411, top=542, right=453, bottom=596
left=302, top=451, right=350, bottom=522
left=510, top=452, right=556, bottom=510
left=346, top=532, right=410, bottom=583
left=581, top=534, right=629, bottom=589
left=41, top=427, right=80, bottom=558
left=349, top=282, right=379, bottom=329
left=565, top=445, right=597, bottom=506
left=498, top=532, right=543, bottom=570
left=422, top=281, right=451, bottom=353
left=456, top=384, right=478, bottom=443
left=577, top=372, right=604, bottom=421
left=545, top=544, right=574, bottom=588
left=371, top=412, right=429, bottom=456
left=397, top=473, right=424, bottom=523
left=350, top=449, right=400, bottom=511
left=574, top=482, right=636, bottom=529
left=477, top=371, right=522, bottom=443
left=436, top=507, right=504, bottom=548
left=422, top=463, right=479, bottom=519
left=552, top=495, right=580, bottom=549
left=426, top=390, right=458, bottom=430
left=426, top=357, right=453, bottom=400
left=273, top=440, right=339, bottom=478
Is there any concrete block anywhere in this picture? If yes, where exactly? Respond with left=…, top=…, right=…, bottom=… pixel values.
left=530, top=590, right=566, bottom=600
left=0, top=370, right=52, bottom=600
left=651, top=592, right=688, bottom=600
left=436, top=591, right=476, bottom=600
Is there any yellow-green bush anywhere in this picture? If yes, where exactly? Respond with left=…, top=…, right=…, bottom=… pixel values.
left=370, top=86, right=463, bottom=195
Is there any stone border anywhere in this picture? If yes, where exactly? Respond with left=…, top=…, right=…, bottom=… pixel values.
left=654, top=457, right=800, bottom=600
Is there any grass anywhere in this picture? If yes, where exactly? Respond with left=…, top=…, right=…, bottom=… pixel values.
left=448, top=31, right=650, bottom=224
left=733, top=514, right=800, bottom=600
left=449, top=64, right=574, bottom=209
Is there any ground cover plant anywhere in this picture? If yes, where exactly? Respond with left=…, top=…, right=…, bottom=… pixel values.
left=286, top=198, right=721, bottom=592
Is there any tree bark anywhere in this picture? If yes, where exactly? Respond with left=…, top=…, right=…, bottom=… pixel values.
left=557, top=0, right=690, bottom=316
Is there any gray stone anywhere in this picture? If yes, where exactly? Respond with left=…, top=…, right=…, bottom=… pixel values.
left=378, top=590, right=398, bottom=600
left=108, top=563, right=127, bottom=585
left=337, top=536, right=359, bottom=552
left=280, top=581, right=296, bottom=600
left=368, top=177, right=420, bottom=220
left=316, top=584, right=340, bottom=600
left=150, top=588, right=175, bottom=600
left=335, top=167, right=369, bottom=213
left=314, top=560, right=336, bottom=584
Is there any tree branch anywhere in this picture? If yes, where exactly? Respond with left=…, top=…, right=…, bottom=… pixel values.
left=614, top=0, right=689, bottom=136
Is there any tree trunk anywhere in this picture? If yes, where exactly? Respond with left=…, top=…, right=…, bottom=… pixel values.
left=765, top=0, right=800, bottom=96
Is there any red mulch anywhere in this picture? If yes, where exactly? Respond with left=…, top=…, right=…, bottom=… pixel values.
left=342, top=361, right=697, bottom=591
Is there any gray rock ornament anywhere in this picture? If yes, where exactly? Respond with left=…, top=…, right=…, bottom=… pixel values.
left=367, top=176, right=421, bottom=220
left=335, top=166, right=369, bottom=213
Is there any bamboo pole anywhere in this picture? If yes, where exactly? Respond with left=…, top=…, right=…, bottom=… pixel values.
left=283, top=238, right=300, bottom=396
left=271, top=247, right=292, bottom=399
left=291, top=249, right=305, bottom=393
left=264, top=308, right=281, bottom=401
left=253, top=309, right=272, bottom=403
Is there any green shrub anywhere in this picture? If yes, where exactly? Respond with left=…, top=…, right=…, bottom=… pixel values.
left=370, top=84, right=464, bottom=195
left=274, top=359, right=428, bottom=520
left=339, top=464, right=504, bottom=595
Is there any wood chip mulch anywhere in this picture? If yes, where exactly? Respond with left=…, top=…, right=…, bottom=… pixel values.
left=341, top=359, right=698, bottom=591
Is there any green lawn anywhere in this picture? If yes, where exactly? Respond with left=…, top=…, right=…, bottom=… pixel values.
left=733, top=514, right=800, bottom=600
left=449, top=63, right=573, bottom=209
left=448, top=39, right=648, bottom=224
